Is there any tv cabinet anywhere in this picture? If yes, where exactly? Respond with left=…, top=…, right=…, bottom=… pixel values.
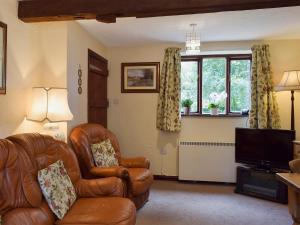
left=235, top=166, right=288, bottom=204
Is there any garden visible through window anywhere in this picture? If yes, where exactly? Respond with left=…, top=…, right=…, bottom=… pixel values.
left=181, top=54, right=251, bottom=115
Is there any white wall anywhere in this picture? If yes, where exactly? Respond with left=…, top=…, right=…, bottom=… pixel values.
left=107, top=40, right=300, bottom=176
left=0, top=0, right=43, bottom=138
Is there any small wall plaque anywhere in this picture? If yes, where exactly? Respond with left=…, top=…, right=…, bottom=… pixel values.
left=78, top=65, right=82, bottom=94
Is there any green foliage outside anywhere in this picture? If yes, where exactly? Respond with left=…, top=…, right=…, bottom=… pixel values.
left=181, top=61, right=198, bottom=112
left=230, top=60, right=251, bottom=112
left=181, top=58, right=251, bottom=114
left=202, top=58, right=226, bottom=114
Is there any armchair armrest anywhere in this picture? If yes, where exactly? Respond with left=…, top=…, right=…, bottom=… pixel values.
left=290, top=159, right=300, bottom=173
left=75, top=177, right=124, bottom=198
left=120, top=157, right=150, bottom=169
left=90, top=166, right=129, bottom=179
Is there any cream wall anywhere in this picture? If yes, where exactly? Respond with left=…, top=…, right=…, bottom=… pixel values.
left=268, top=40, right=300, bottom=135
left=0, top=0, right=107, bottom=138
left=107, top=40, right=300, bottom=176
left=39, top=22, right=68, bottom=87
left=0, top=0, right=43, bottom=138
left=66, top=22, right=108, bottom=133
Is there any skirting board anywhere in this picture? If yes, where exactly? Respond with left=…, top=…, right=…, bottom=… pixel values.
left=179, top=180, right=236, bottom=186
left=153, top=175, right=179, bottom=181
left=154, top=175, right=235, bottom=185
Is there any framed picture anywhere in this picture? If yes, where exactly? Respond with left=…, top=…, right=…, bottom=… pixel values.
left=121, top=62, right=160, bottom=93
left=0, top=21, right=7, bottom=95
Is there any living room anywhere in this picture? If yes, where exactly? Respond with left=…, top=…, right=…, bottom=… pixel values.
left=1, top=0, right=300, bottom=225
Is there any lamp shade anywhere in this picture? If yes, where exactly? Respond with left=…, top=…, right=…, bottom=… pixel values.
left=275, top=70, right=300, bottom=91
left=27, top=87, right=73, bottom=122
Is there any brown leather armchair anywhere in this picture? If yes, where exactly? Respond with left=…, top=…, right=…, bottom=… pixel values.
left=69, top=123, right=154, bottom=209
left=0, top=133, right=136, bottom=225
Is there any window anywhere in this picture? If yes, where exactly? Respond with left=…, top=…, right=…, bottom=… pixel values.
left=181, top=55, right=251, bottom=115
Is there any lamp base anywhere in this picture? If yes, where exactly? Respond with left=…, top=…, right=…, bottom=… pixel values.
left=41, top=123, right=66, bottom=142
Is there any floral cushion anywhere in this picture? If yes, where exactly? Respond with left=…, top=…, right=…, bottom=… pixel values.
left=91, top=139, right=119, bottom=167
left=38, top=160, right=77, bottom=219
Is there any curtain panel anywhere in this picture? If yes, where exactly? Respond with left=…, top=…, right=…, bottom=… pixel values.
left=157, top=47, right=181, bottom=132
left=249, top=44, right=280, bottom=129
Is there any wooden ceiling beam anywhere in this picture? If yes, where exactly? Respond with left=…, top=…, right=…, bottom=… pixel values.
left=18, top=0, right=300, bottom=23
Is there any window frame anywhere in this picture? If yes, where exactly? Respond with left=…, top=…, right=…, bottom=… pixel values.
left=181, top=54, right=252, bottom=116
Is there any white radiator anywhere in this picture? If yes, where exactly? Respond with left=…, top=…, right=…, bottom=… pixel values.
left=179, top=141, right=237, bottom=183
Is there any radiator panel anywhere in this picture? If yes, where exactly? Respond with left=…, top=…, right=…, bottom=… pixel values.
left=179, top=141, right=237, bottom=183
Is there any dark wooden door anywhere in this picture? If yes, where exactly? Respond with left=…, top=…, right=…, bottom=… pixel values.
left=88, top=49, right=109, bottom=127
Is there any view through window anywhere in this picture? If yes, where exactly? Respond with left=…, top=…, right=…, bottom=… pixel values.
left=181, top=55, right=251, bottom=115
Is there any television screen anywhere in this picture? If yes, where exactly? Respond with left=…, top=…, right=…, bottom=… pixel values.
left=235, top=128, right=295, bottom=170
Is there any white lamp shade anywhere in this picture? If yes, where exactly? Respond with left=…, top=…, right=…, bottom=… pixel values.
left=27, top=87, right=73, bottom=122
left=27, top=88, right=48, bottom=121
left=276, top=70, right=300, bottom=91
left=47, top=88, right=73, bottom=122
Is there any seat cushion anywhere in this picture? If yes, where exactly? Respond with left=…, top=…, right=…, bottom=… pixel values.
left=57, top=197, right=136, bottom=225
left=127, top=168, right=154, bottom=196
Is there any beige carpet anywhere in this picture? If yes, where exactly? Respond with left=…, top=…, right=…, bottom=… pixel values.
left=136, top=180, right=292, bottom=225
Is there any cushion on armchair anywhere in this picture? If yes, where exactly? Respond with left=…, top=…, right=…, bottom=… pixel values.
left=91, top=139, right=119, bottom=167
left=38, top=160, right=77, bottom=219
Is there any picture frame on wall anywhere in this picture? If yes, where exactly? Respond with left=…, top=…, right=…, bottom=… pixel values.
left=121, top=62, right=160, bottom=93
left=0, top=21, right=7, bottom=95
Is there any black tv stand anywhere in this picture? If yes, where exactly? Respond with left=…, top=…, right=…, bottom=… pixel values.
left=235, top=165, right=288, bottom=204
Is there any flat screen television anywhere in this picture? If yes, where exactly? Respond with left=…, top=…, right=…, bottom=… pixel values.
left=235, top=128, right=295, bottom=170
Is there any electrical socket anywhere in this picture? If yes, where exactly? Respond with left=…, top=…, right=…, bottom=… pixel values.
left=112, top=98, right=119, bottom=105
left=160, top=147, right=167, bottom=155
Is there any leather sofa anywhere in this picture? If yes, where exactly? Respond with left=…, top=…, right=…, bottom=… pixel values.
left=0, top=133, right=136, bottom=225
left=69, top=123, right=154, bottom=209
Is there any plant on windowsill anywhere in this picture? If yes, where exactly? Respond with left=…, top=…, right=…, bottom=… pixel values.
left=208, top=103, right=219, bottom=115
left=208, top=92, right=227, bottom=115
left=181, top=99, right=193, bottom=115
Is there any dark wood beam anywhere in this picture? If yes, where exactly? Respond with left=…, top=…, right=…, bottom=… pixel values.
left=18, top=0, right=300, bottom=23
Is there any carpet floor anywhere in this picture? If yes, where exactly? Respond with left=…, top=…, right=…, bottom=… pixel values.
left=136, top=180, right=292, bottom=225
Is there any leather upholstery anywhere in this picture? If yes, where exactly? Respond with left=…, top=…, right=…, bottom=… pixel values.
left=0, top=139, right=42, bottom=215
left=121, top=157, right=150, bottom=169
left=127, top=168, right=153, bottom=196
left=70, top=123, right=154, bottom=209
left=1, top=133, right=136, bottom=225
left=57, top=198, right=136, bottom=225
left=75, top=177, right=124, bottom=198
left=90, top=166, right=129, bottom=180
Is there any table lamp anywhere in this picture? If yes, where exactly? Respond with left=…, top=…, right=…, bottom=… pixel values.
left=275, top=71, right=300, bottom=130
left=27, top=87, right=73, bottom=141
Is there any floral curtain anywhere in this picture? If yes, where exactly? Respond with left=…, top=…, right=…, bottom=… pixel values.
left=249, top=45, right=280, bottom=129
left=157, top=47, right=181, bottom=132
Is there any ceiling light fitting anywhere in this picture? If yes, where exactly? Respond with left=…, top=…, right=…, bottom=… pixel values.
left=185, top=24, right=201, bottom=54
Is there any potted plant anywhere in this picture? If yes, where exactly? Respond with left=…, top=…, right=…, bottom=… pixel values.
left=208, top=92, right=227, bottom=115
left=181, top=99, right=193, bottom=115
left=208, top=103, right=219, bottom=115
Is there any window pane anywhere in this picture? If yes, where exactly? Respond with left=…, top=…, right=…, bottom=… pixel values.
left=181, top=61, right=198, bottom=112
left=230, top=60, right=251, bottom=112
left=202, top=58, right=227, bottom=114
